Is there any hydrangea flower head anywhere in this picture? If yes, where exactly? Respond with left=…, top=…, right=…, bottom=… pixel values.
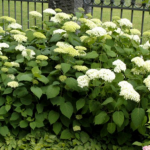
left=73, top=65, right=88, bottom=71
left=0, top=16, right=16, bottom=23
left=113, top=59, right=126, bottom=73
left=13, top=34, right=27, bottom=43
left=98, top=69, right=115, bottom=82
left=43, top=8, right=56, bottom=15
left=130, top=29, right=141, bottom=36
left=103, top=21, right=117, bottom=28
left=53, top=29, right=66, bottom=35
left=7, top=81, right=19, bottom=88
left=143, top=145, right=150, bottom=150
left=77, top=75, right=90, bottom=88
left=33, top=32, right=46, bottom=39
left=131, top=57, right=145, bottom=67
left=36, top=55, right=48, bottom=60
left=8, top=23, right=22, bottom=29
left=62, top=21, right=80, bottom=32
left=29, top=11, right=42, bottom=18
left=86, top=69, right=99, bottom=80
left=118, top=18, right=132, bottom=28
left=86, top=27, right=107, bottom=37
left=118, top=81, right=140, bottom=102
left=15, top=44, right=26, bottom=51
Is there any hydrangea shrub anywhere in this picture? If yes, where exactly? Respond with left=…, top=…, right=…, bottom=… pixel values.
left=0, top=8, right=150, bottom=148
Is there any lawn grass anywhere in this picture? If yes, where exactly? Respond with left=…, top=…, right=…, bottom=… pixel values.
left=0, top=0, right=150, bottom=34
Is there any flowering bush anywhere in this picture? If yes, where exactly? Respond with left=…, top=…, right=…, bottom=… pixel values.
left=0, top=8, right=150, bottom=149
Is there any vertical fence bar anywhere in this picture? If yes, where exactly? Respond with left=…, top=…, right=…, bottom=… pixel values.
left=27, top=1, right=29, bottom=29
left=131, top=0, right=135, bottom=23
left=21, top=0, right=23, bottom=29
left=101, top=0, right=104, bottom=21
left=14, top=0, right=16, bottom=20
left=34, top=0, right=36, bottom=26
left=42, top=0, right=44, bottom=29
left=110, top=0, right=114, bottom=21
left=120, top=0, right=124, bottom=18
left=8, top=0, right=10, bottom=17
left=2, top=0, right=4, bottom=28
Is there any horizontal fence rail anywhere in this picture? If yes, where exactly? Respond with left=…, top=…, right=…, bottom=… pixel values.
left=83, top=0, right=150, bottom=43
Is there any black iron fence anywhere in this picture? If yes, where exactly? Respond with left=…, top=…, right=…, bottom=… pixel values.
left=0, top=0, right=150, bottom=41
left=83, top=0, right=150, bottom=43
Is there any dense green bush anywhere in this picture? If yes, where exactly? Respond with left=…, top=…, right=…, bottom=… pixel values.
left=0, top=8, right=150, bottom=149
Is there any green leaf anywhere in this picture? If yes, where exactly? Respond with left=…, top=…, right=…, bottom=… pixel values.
left=132, top=141, right=143, bottom=146
left=60, top=129, right=72, bottom=140
left=80, top=131, right=90, bottom=143
left=48, top=110, right=60, bottom=124
left=60, top=102, right=73, bottom=119
left=65, top=78, right=79, bottom=91
left=107, top=123, right=116, bottom=134
left=0, top=106, right=7, bottom=115
left=10, top=112, right=20, bottom=121
left=84, top=51, right=98, bottom=59
left=101, top=97, right=114, bottom=105
left=0, top=97, right=5, bottom=106
left=32, top=66, right=41, bottom=78
left=106, top=49, right=116, bottom=57
left=0, top=126, right=9, bottom=136
left=36, top=104, right=43, bottom=113
left=26, top=30, right=35, bottom=42
left=50, top=33, right=62, bottom=42
left=19, top=120, right=28, bottom=128
left=30, top=122, right=36, bottom=130
left=94, top=111, right=107, bottom=125
left=5, top=105, right=11, bottom=112
left=76, top=99, right=85, bottom=111
left=99, top=53, right=108, bottom=62
left=113, top=111, right=124, bottom=127
left=31, top=86, right=43, bottom=99
left=13, top=87, right=28, bottom=98
left=53, top=122, right=62, bottom=135
left=61, top=63, right=71, bottom=74
left=37, top=75, right=49, bottom=84
left=17, top=74, right=33, bottom=82
left=124, top=48, right=134, bottom=55
left=51, top=96, right=65, bottom=106
left=131, top=108, right=145, bottom=128
left=46, top=85, right=60, bottom=99
left=3, top=88, right=12, bottom=95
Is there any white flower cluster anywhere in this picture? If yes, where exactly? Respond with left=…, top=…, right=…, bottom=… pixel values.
left=118, top=18, right=132, bottom=28
left=11, top=62, right=20, bottom=67
left=140, top=41, right=150, bottom=50
left=143, top=60, right=150, bottom=72
left=8, top=23, right=22, bottom=29
left=29, top=11, right=42, bottom=17
left=131, top=57, right=145, bottom=67
left=53, top=29, right=66, bottom=35
left=103, top=21, right=116, bottom=28
left=143, top=75, right=150, bottom=91
left=86, top=27, right=107, bottom=37
left=112, top=59, right=126, bottom=73
left=77, top=75, right=90, bottom=88
left=50, top=12, right=71, bottom=23
left=43, top=8, right=56, bottom=15
left=7, top=74, right=15, bottom=80
left=86, top=69, right=99, bottom=80
left=13, top=34, right=27, bottom=43
left=22, top=49, right=35, bottom=59
left=7, top=81, right=19, bottom=88
left=114, top=28, right=124, bottom=35
left=77, top=68, right=116, bottom=88
left=0, top=43, right=9, bottom=50
left=130, top=35, right=140, bottom=43
left=15, top=44, right=26, bottom=51
left=99, top=69, right=116, bottom=82
left=85, top=19, right=97, bottom=29
left=118, top=81, right=140, bottom=102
